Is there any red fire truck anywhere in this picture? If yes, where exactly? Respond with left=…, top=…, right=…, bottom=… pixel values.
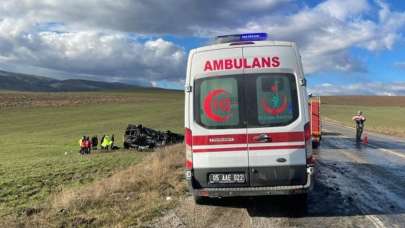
left=309, top=96, right=321, bottom=148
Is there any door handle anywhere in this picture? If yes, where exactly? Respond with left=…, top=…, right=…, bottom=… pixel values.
left=254, top=134, right=272, bottom=142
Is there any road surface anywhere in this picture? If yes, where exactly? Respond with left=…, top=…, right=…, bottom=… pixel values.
left=149, top=121, right=405, bottom=228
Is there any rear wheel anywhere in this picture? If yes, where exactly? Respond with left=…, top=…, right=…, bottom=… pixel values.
left=290, top=193, right=308, bottom=216
left=312, top=140, right=320, bottom=149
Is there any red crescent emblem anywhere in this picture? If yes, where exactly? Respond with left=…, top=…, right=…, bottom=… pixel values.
left=203, top=89, right=232, bottom=122
left=261, top=96, right=288, bottom=116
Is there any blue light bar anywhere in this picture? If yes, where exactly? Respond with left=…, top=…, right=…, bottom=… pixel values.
left=240, top=33, right=268, bottom=41
left=215, top=33, right=268, bottom=43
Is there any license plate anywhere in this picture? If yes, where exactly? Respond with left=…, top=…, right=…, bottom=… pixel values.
left=209, top=173, right=246, bottom=184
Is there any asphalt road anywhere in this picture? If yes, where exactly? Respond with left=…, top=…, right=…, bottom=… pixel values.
left=150, top=121, right=405, bottom=228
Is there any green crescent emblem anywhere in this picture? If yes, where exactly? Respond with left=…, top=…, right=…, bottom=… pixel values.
left=271, top=95, right=281, bottom=107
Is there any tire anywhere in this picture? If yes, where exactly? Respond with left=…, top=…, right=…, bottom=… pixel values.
left=193, top=194, right=209, bottom=205
left=312, top=140, right=320, bottom=149
left=123, top=143, right=129, bottom=149
left=291, top=193, right=308, bottom=216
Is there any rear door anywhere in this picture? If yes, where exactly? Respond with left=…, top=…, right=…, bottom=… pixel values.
left=190, top=48, right=249, bottom=188
left=243, top=46, right=307, bottom=187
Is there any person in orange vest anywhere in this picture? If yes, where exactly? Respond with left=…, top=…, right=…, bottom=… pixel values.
left=79, top=136, right=86, bottom=155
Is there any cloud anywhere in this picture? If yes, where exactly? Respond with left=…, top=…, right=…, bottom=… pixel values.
left=0, top=0, right=290, bottom=35
left=0, top=0, right=405, bottom=85
left=309, top=82, right=405, bottom=95
left=0, top=18, right=185, bottom=84
left=231, top=0, right=405, bottom=74
left=0, top=0, right=290, bottom=84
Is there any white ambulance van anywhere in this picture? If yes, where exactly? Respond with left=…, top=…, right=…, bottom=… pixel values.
left=184, top=33, right=314, bottom=204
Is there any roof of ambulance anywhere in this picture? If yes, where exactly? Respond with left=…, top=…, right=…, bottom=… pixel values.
left=191, top=40, right=296, bottom=53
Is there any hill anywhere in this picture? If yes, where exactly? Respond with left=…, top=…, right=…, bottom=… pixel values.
left=0, top=70, right=141, bottom=92
left=321, top=96, right=405, bottom=107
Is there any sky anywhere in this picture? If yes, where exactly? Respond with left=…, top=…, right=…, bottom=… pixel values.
left=0, top=0, right=405, bottom=95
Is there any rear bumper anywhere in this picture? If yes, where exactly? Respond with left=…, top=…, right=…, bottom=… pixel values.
left=187, top=166, right=314, bottom=198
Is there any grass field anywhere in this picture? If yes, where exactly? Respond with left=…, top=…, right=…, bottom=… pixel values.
left=0, top=89, right=184, bottom=220
left=321, top=96, right=405, bottom=137
left=3, top=92, right=404, bottom=226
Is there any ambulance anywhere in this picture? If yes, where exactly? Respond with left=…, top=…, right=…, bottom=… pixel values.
left=184, top=33, right=315, bottom=204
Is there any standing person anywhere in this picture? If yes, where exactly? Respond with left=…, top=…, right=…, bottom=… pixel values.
left=101, top=135, right=111, bottom=151
left=352, top=111, right=366, bottom=142
left=85, top=136, right=92, bottom=154
left=100, top=135, right=105, bottom=150
left=79, top=136, right=85, bottom=154
left=91, top=135, right=98, bottom=150
left=111, top=134, right=115, bottom=150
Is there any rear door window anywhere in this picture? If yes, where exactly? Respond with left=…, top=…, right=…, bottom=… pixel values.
left=246, top=74, right=299, bottom=127
left=194, top=74, right=298, bottom=129
left=194, top=76, right=244, bottom=129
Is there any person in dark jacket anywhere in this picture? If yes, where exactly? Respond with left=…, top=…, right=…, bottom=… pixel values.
left=91, top=136, right=98, bottom=150
left=111, top=134, right=115, bottom=150
left=100, top=135, right=105, bottom=150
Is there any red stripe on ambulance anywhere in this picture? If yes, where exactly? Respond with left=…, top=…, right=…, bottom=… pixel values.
left=192, top=145, right=305, bottom=153
left=192, top=132, right=304, bottom=146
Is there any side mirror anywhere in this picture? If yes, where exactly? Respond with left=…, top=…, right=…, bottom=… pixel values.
left=308, top=93, right=313, bottom=98
left=185, top=85, right=192, bottom=93
left=299, top=78, right=307, bottom=87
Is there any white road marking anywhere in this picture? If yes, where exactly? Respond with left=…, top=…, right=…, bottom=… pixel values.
left=365, top=215, right=386, bottom=228
left=369, top=145, right=405, bottom=158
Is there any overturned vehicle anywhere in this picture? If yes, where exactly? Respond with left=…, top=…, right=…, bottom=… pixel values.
left=123, top=124, right=184, bottom=150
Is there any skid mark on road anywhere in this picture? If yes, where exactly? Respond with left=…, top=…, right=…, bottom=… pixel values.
left=316, top=159, right=389, bottom=228
left=321, top=136, right=405, bottom=227
left=340, top=150, right=368, bottom=164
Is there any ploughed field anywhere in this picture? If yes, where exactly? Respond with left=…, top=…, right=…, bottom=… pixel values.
left=0, top=90, right=184, bottom=220
left=321, top=96, right=405, bottom=138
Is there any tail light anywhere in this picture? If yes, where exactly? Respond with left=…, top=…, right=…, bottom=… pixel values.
left=304, top=122, right=311, bottom=142
left=185, top=128, right=193, bottom=170
left=304, top=122, right=314, bottom=166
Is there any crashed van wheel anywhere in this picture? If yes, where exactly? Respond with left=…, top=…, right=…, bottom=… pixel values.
left=193, top=195, right=209, bottom=205
left=123, top=143, right=130, bottom=149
